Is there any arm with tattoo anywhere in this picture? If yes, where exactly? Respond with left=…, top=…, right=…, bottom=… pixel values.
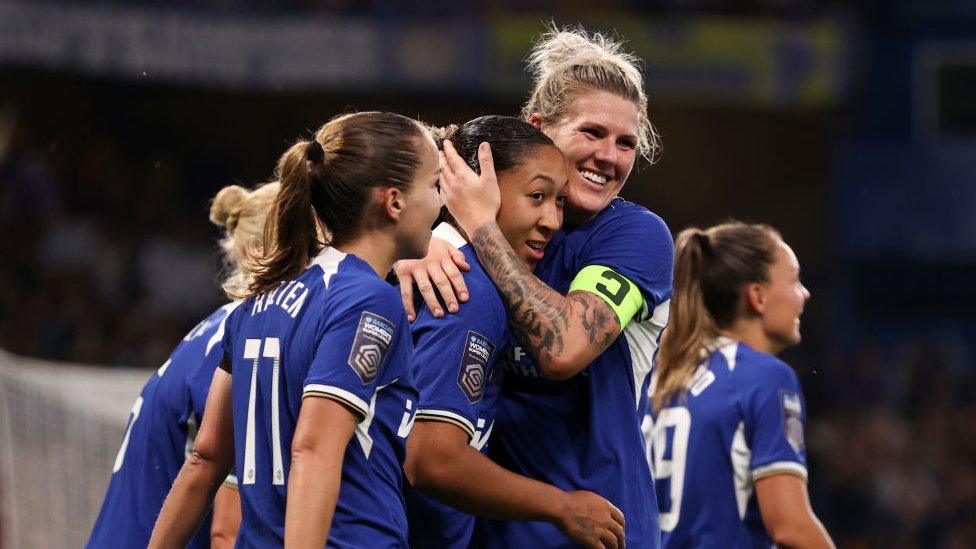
left=470, top=223, right=620, bottom=379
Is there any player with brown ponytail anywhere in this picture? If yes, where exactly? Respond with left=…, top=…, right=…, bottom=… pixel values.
left=647, top=222, right=833, bottom=548
left=653, top=226, right=777, bottom=410
left=151, top=111, right=441, bottom=548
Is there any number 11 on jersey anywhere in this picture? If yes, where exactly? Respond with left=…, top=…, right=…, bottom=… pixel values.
left=242, top=337, right=284, bottom=486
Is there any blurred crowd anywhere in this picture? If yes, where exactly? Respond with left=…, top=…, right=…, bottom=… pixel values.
left=67, top=0, right=828, bottom=16
left=0, top=112, right=226, bottom=368
left=9, top=0, right=837, bottom=18
left=795, top=338, right=976, bottom=547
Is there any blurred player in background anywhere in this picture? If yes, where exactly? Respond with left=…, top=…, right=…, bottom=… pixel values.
left=149, top=111, right=440, bottom=548
left=647, top=222, right=834, bottom=548
left=404, top=27, right=673, bottom=547
left=404, top=116, right=625, bottom=549
left=87, top=181, right=279, bottom=548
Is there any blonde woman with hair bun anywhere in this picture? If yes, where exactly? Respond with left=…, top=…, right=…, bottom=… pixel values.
left=210, top=182, right=281, bottom=298
left=88, top=182, right=279, bottom=549
left=400, top=25, right=673, bottom=547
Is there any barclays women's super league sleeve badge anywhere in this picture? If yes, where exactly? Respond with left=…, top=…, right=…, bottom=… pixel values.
left=779, top=390, right=805, bottom=454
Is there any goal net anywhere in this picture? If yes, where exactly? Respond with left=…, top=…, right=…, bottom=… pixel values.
left=0, top=348, right=150, bottom=548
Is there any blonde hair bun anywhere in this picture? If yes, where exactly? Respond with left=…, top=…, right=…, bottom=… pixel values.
left=522, top=25, right=660, bottom=163
left=527, top=27, right=640, bottom=82
left=213, top=181, right=281, bottom=299
left=210, top=184, right=248, bottom=230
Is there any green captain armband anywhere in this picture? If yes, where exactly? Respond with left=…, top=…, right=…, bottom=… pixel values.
left=568, top=265, right=644, bottom=330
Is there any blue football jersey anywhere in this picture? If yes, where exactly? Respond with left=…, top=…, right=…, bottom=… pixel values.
left=482, top=198, right=674, bottom=548
left=647, top=338, right=808, bottom=548
left=404, top=224, right=510, bottom=549
left=88, top=301, right=240, bottom=549
left=220, top=247, right=418, bottom=548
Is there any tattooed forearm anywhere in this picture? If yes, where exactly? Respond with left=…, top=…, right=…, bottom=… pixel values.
left=469, top=224, right=620, bottom=371
left=571, top=292, right=620, bottom=348
left=470, top=224, right=567, bottom=362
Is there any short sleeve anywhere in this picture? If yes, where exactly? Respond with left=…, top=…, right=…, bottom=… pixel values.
left=219, top=302, right=245, bottom=375
left=302, top=283, right=405, bottom=421
left=577, top=203, right=674, bottom=317
left=409, top=289, right=505, bottom=439
left=743, top=361, right=808, bottom=481
left=186, top=355, right=220, bottom=419
left=223, top=469, right=239, bottom=489
left=187, top=304, right=241, bottom=417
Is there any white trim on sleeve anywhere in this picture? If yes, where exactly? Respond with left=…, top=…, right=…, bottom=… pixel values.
left=752, top=461, right=808, bottom=481
left=414, top=408, right=476, bottom=438
left=222, top=473, right=239, bottom=489
left=205, top=300, right=244, bottom=357
left=303, top=384, right=369, bottom=418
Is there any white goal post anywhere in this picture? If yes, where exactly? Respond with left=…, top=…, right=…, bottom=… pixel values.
left=0, top=348, right=150, bottom=548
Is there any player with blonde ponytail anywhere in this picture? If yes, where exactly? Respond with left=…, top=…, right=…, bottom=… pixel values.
left=88, top=182, right=279, bottom=549
left=401, top=25, right=673, bottom=547
left=647, top=222, right=834, bottom=548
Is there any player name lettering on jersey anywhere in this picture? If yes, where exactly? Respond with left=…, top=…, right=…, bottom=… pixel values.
left=689, top=366, right=716, bottom=396
left=503, top=345, right=541, bottom=378
left=503, top=345, right=589, bottom=379
left=250, top=280, right=309, bottom=318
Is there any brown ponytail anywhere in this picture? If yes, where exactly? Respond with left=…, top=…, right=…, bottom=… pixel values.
left=654, top=222, right=782, bottom=411
left=245, top=111, right=428, bottom=297
left=655, top=229, right=717, bottom=410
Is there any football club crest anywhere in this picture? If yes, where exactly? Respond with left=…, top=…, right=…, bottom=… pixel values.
left=347, top=311, right=395, bottom=384
left=457, top=331, right=494, bottom=403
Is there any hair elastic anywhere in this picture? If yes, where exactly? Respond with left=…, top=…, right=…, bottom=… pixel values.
left=305, top=139, right=326, bottom=164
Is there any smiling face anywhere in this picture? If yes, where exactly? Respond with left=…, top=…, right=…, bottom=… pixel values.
left=539, top=90, right=639, bottom=223
left=495, top=144, right=568, bottom=269
left=759, top=241, right=811, bottom=354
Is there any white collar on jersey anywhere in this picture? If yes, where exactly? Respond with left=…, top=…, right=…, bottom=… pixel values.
left=431, top=222, right=469, bottom=249
left=309, top=246, right=348, bottom=287
left=713, top=336, right=737, bottom=350
left=309, top=246, right=347, bottom=269
left=712, top=336, right=739, bottom=371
